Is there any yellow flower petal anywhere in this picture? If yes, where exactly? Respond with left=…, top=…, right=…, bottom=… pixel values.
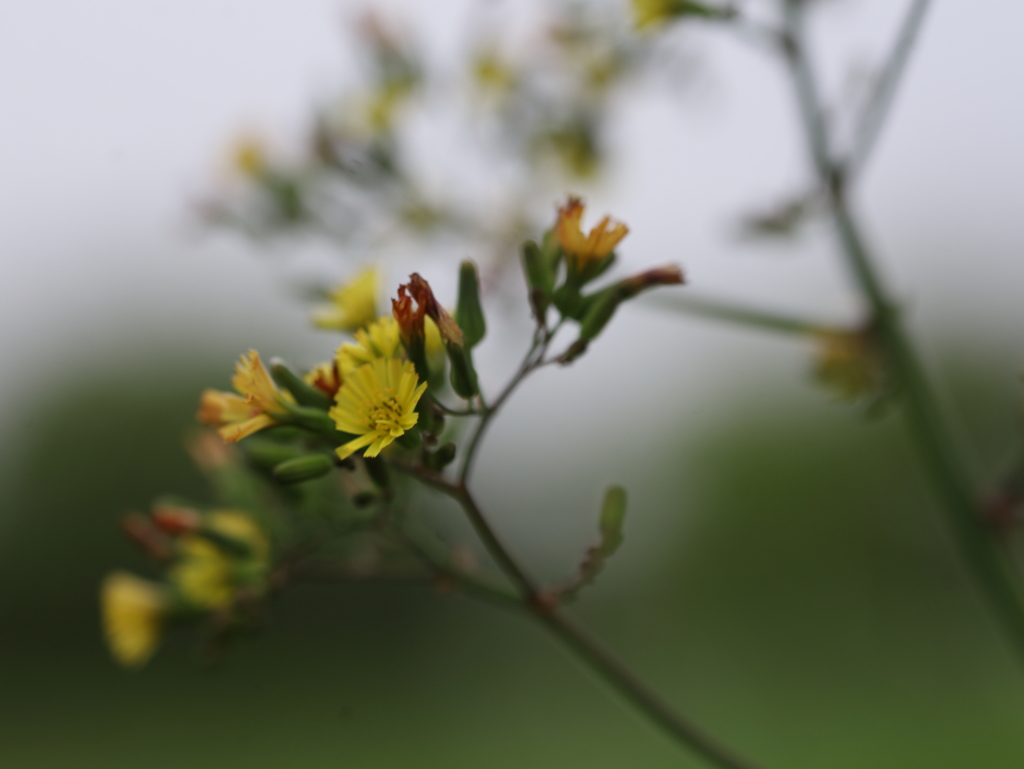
left=329, top=358, right=427, bottom=460
left=336, top=315, right=403, bottom=374
left=312, top=268, right=379, bottom=332
left=555, top=197, right=629, bottom=270
left=196, top=350, right=294, bottom=443
left=101, top=571, right=168, bottom=669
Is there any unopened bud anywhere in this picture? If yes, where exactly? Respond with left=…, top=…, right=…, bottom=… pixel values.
left=447, top=343, right=479, bottom=398
left=272, top=454, right=334, bottom=484
left=271, top=360, right=333, bottom=410
left=151, top=504, right=202, bottom=535
left=522, top=240, right=553, bottom=321
left=456, top=260, right=487, bottom=349
left=617, top=264, right=685, bottom=298
left=425, top=442, right=457, bottom=471
left=243, top=438, right=305, bottom=470
left=121, top=513, right=173, bottom=560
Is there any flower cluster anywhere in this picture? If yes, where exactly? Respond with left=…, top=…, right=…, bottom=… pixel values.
left=100, top=197, right=684, bottom=668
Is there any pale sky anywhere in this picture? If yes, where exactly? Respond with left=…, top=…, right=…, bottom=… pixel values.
left=1, top=0, right=1022, bottom=518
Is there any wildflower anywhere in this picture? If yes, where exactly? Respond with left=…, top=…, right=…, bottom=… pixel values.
left=336, top=316, right=403, bottom=375
left=472, top=51, right=516, bottom=93
left=101, top=571, right=169, bottom=669
left=556, top=197, right=629, bottom=270
left=233, top=135, right=267, bottom=178
left=330, top=358, right=428, bottom=459
left=312, top=268, right=379, bottom=332
left=197, top=350, right=295, bottom=442
left=631, top=0, right=729, bottom=30
left=304, top=360, right=342, bottom=399
left=171, top=510, right=270, bottom=610
left=812, top=331, right=882, bottom=401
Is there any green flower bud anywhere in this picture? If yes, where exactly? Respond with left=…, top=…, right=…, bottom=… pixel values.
left=272, top=454, right=334, bottom=485
left=270, top=360, right=333, bottom=410
left=522, top=240, right=553, bottom=320
left=282, top=404, right=337, bottom=435
left=456, top=260, right=487, bottom=349
left=363, top=456, right=390, bottom=490
left=448, top=343, right=479, bottom=399
left=425, top=442, right=457, bottom=471
left=243, top=438, right=305, bottom=470
left=599, top=486, right=626, bottom=556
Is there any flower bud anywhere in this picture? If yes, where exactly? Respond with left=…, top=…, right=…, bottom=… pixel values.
left=447, top=343, right=479, bottom=398
left=272, top=454, right=334, bottom=484
left=150, top=504, right=202, bottom=536
left=392, top=284, right=430, bottom=381
left=456, top=260, right=487, bottom=349
left=270, top=360, right=333, bottom=410
left=425, top=442, right=457, bottom=472
left=242, top=438, right=305, bottom=470
left=120, top=513, right=173, bottom=561
left=598, top=486, right=626, bottom=556
left=522, top=240, right=553, bottom=320
left=616, top=264, right=685, bottom=299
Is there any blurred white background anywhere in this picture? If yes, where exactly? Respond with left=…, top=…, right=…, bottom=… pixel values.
left=1, top=0, right=1022, bottom=518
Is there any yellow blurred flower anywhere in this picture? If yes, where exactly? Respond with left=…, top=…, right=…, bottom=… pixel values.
left=556, top=197, right=629, bottom=270
left=472, top=52, right=516, bottom=92
left=171, top=510, right=270, bottom=611
left=101, top=571, right=169, bottom=669
left=336, top=315, right=403, bottom=375
left=232, top=135, right=267, bottom=177
left=330, top=358, right=427, bottom=459
left=813, top=331, right=882, bottom=401
left=312, top=268, right=379, bottom=332
left=197, top=350, right=295, bottom=442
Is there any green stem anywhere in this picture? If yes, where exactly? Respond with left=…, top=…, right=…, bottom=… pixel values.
left=646, top=292, right=847, bottom=336
left=397, top=446, right=766, bottom=766
left=451, top=482, right=764, bottom=769
left=458, top=330, right=547, bottom=485
left=847, top=0, right=932, bottom=175
left=782, top=0, right=1024, bottom=661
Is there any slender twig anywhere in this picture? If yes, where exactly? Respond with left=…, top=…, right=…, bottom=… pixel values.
left=846, top=0, right=932, bottom=176
left=390, top=337, right=769, bottom=769
left=389, top=463, right=765, bottom=767
left=428, top=395, right=480, bottom=417
left=458, top=329, right=550, bottom=485
left=780, top=0, right=1024, bottom=663
left=644, top=292, right=849, bottom=336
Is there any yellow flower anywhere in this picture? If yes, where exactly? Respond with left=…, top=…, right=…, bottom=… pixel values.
left=312, top=268, right=379, bottom=332
left=101, top=571, right=168, bottom=669
left=556, top=197, right=629, bottom=270
left=171, top=510, right=270, bottom=610
left=330, top=358, right=427, bottom=459
left=233, top=135, right=267, bottom=177
left=336, top=315, right=403, bottom=375
left=472, top=52, right=516, bottom=92
left=632, top=0, right=720, bottom=29
left=812, top=331, right=881, bottom=401
left=197, top=350, right=295, bottom=442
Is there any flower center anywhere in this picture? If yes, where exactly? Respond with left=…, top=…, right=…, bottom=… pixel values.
left=369, top=396, right=404, bottom=433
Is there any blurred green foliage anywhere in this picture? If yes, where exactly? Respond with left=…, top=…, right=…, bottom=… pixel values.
left=2, top=347, right=1024, bottom=768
